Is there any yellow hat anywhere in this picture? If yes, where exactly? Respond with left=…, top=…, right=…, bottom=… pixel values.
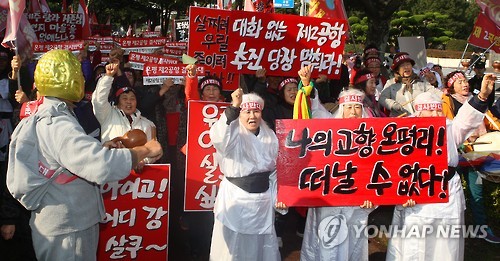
left=35, top=50, right=84, bottom=102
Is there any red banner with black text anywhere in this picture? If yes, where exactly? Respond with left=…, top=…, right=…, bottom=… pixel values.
left=98, top=165, right=170, bottom=260
left=184, top=101, right=228, bottom=211
left=276, top=117, right=449, bottom=207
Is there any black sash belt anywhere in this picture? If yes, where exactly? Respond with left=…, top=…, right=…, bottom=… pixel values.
left=226, top=171, right=272, bottom=193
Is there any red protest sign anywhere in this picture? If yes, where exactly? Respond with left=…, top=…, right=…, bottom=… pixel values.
left=129, top=52, right=180, bottom=70
left=276, top=117, right=449, bottom=207
left=98, top=165, right=170, bottom=260
left=228, top=10, right=347, bottom=78
left=115, top=37, right=168, bottom=54
left=27, top=13, right=84, bottom=42
left=188, top=7, right=347, bottom=80
left=142, top=63, right=204, bottom=85
left=33, top=40, right=84, bottom=53
left=188, top=7, right=239, bottom=90
left=184, top=100, right=228, bottom=211
left=468, top=12, right=500, bottom=53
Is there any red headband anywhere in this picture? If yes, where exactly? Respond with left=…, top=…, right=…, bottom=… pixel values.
left=278, top=78, right=298, bottom=91
left=364, top=48, right=378, bottom=55
left=365, top=58, right=381, bottom=67
left=339, top=94, right=363, bottom=104
left=415, top=103, right=443, bottom=111
left=115, top=87, right=136, bottom=97
left=447, top=73, right=466, bottom=88
left=354, top=73, right=375, bottom=85
left=419, top=67, right=431, bottom=77
left=393, top=54, right=411, bottom=66
left=200, top=79, right=221, bottom=90
left=240, top=101, right=262, bottom=111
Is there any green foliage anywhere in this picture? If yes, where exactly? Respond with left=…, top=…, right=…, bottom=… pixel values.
left=446, top=39, right=468, bottom=51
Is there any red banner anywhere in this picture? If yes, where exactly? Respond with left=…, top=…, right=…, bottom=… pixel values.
left=468, top=12, right=500, bottom=53
left=188, top=7, right=239, bottom=90
left=129, top=52, right=180, bottom=70
left=189, top=7, right=347, bottom=82
left=27, top=12, right=83, bottom=42
left=276, top=117, right=449, bottom=207
left=184, top=101, right=228, bottom=211
left=115, top=37, right=168, bottom=54
left=142, top=63, right=204, bottom=85
left=98, top=165, right=170, bottom=260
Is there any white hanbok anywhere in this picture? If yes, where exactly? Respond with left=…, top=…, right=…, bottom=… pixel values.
left=209, top=110, right=283, bottom=261
left=386, top=100, right=485, bottom=261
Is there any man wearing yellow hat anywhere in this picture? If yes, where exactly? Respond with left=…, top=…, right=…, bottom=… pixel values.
left=6, top=50, right=163, bottom=261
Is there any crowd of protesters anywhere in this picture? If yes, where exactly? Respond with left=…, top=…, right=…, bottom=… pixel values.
left=0, top=39, right=499, bottom=261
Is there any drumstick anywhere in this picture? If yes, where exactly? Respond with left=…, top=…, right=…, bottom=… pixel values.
left=400, top=98, right=415, bottom=107
left=397, top=112, right=407, bottom=118
left=463, top=141, right=492, bottom=146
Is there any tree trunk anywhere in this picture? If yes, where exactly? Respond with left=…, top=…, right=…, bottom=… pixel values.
left=359, top=0, right=403, bottom=53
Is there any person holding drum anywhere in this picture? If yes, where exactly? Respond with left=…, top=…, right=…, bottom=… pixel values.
left=386, top=73, right=498, bottom=260
left=441, top=70, right=500, bottom=244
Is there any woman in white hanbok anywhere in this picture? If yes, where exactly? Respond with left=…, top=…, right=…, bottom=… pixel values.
left=209, top=89, right=287, bottom=261
left=386, top=74, right=497, bottom=261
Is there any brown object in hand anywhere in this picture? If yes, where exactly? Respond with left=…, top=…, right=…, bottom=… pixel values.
left=112, top=129, right=147, bottom=148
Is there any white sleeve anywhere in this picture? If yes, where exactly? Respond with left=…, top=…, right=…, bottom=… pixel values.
left=92, top=75, right=114, bottom=124
left=209, top=111, right=240, bottom=157
left=450, top=100, right=485, bottom=147
left=311, top=89, right=334, bottom=119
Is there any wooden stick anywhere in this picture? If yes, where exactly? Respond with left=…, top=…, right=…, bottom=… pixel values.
left=397, top=112, right=408, bottom=118
left=400, top=98, right=415, bottom=107
left=463, top=141, right=492, bottom=146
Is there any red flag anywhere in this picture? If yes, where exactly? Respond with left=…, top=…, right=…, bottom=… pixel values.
left=475, top=0, right=500, bottom=27
left=468, top=12, right=500, bottom=53
left=61, top=0, right=66, bottom=13
left=309, top=0, right=347, bottom=21
left=90, top=13, right=98, bottom=25
left=77, top=0, right=91, bottom=38
left=126, top=25, right=132, bottom=37
left=0, top=0, right=27, bottom=48
left=244, top=0, right=274, bottom=13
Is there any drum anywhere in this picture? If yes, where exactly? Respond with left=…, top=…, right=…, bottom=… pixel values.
left=472, top=132, right=500, bottom=152
left=470, top=132, right=500, bottom=183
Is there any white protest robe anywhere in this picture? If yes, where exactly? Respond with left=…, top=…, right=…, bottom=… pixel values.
left=301, top=92, right=375, bottom=261
left=386, top=100, right=485, bottom=261
left=301, top=206, right=373, bottom=261
left=209, top=111, right=281, bottom=261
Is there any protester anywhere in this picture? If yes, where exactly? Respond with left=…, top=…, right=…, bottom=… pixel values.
left=352, top=68, right=386, bottom=117
left=92, top=62, right=155, bottom=141
left=298, top=65, right=375, bottom=261
left=386, top=73, right=497, bottom=260
left=209, top=88, right=287, bottom=260
left=364, top=57, right=387, bottom=99
left=468, top=57, right=494, bottom=108
left=7, top=49, right=163, bottom=261
left=379, top=52, right=436, bottom=116
left=441, top=70, right=500, bottom=244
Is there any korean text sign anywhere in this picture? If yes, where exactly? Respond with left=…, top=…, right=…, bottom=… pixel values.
left=98, top=165, right=170, bottom=260
left=276, top=117, right=449, bottom=207
left=189, top=7, right=347, bottom=79
left=184, top=101, right=228, bottom=211
left=188, top=7, right=239, bottom=90
left=27, top=13, right=83, bottom=42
